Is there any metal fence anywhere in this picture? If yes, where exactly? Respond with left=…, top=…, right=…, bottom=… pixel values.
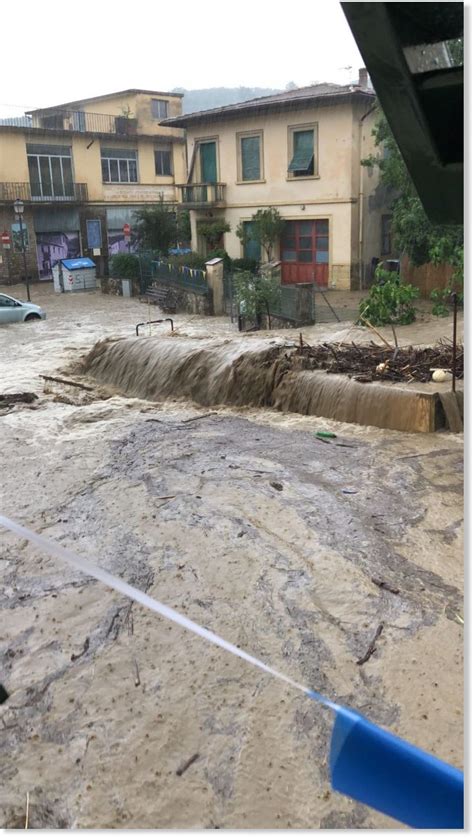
left=269, top=285, right=315, bottom=325
left=137, top=253, right=208, bottom=296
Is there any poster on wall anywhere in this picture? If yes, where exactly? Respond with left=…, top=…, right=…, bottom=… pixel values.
left=107, top=230, right=139, bottom=256
left=35, top=232, right=80, bottom=280
left=86, top=219, right=102, bottom=249
left=11, top=222, right=29, bottom=252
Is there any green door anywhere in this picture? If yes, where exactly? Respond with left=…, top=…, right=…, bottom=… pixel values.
left=200, top=142, right=217, bottom=183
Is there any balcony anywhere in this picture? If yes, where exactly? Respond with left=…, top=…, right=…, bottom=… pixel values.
left=31, top=110, right=138, bottom=137
left=177, top=183, right=226, bottom=207
left=0, top=182, right=89, bottom=204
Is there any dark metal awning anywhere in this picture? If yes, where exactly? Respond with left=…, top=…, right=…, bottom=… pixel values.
left=341, top=2, right=463, bottom=224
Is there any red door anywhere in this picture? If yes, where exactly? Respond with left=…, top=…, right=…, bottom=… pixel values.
left=281, top=219, right=329, bottom=286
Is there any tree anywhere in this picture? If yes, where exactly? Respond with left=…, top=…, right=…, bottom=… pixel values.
left=362, top=109, right=463, bottom=288
left=233, top=269, right=281, bottom=329
left=236, top=207, right=285, bottom=263
left=133, top=195, right=177, bottom=254
left=197, top=218, right=231, bottom=251
left=176, top=209, right=191, bottom=244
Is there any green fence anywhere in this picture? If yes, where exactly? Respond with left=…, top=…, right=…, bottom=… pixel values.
left=137, top=252, right=208, bottom=296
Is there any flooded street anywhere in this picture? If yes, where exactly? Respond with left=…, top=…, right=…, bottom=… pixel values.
left=1, top=285, right=463, bottom=828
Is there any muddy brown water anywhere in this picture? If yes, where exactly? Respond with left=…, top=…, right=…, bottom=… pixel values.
left=79, top=336, right=448, bottom=433
left=0, top=287, right=464, bottom=828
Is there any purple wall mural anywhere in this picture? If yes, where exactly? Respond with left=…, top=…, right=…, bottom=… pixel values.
left=36, top=232, right=80, bottom=279
left=107, top=231, right=139, bottom=256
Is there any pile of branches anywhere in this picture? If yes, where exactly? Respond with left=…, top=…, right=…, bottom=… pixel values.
left=296, top=339, right=463, bottom=384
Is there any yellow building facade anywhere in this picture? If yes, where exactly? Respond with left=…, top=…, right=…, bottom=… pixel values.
left=0, top=89, right=185, bottom=282
left=166, top=76, right=393, bottom=290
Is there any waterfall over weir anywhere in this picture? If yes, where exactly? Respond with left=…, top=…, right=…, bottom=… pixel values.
left=79, top=336, right=449, bottom=433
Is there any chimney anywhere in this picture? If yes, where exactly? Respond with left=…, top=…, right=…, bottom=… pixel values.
left=358, top=67, right=369, bottom=89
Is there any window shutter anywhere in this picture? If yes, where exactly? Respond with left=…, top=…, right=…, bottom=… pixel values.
left=241, top=136, right=261, bottom=180
left=288, top=130, right=314, bottom=173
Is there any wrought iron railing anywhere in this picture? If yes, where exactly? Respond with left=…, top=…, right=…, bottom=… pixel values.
left=32, top=110, right=138, bottom=136
left=0, top=182, right=89, bottom=202
left=177, top=183, right=226, bottom=205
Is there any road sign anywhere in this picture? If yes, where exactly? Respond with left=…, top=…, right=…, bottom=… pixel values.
left=1, top=230, right=11, bottom=248
left=123, top=223, right=131, bottom=237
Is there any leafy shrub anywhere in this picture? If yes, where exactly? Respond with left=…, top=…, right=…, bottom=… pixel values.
left=231, top=257, right=259, bottom=274
left=359, top=269, right=419, bottom=325
left=233, top=269, right=281, bottom=324
left=430, top=286, right=464, bottom=317
left=167, top=251, right=207, bottom=271
left=109, top=253, right=141, bottom=279
left=197, top=219, right=231, bottom=249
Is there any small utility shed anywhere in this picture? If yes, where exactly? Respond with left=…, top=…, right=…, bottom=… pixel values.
left=53, top=258, right=97, bottom=293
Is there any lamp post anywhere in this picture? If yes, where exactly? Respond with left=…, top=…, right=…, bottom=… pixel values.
left=13, top=198, right=30, bottom=301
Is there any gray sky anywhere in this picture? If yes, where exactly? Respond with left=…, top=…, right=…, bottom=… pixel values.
left=0, top=0, right=364, bottom=118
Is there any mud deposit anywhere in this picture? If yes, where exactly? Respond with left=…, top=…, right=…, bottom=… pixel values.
left=0, top=287, right=464, bottom=829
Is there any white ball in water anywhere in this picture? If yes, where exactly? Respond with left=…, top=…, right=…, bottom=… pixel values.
left=432, top=369, right=450, bottom=382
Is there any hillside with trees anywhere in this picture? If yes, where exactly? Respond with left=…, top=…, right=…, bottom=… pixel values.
left=173, top=86, right=282, bottom=113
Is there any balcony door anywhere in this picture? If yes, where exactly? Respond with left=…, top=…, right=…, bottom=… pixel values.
left=27, top=144, right=74, bottom=199
left=199, top=141, right=217, bottom=183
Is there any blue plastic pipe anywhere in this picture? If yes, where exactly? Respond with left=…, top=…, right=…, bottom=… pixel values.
left=330, top=706, right=464, bottom=828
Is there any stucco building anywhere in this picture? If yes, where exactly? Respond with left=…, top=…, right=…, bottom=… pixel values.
left=0, top=89, right=186, bottom=282
left=165, top=71, right=394, bottom=289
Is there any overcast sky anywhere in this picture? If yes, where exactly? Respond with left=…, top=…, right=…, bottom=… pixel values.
left=0, top=0, right=364, bottom=118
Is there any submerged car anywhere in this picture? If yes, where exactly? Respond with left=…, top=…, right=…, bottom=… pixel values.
left=0, top=293, right=46, bottom=324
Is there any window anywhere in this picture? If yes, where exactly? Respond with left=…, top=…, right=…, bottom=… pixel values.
left=151, top=99, right=168, bottom=120
left=281, top=220, right=329, bottom=263
left=26, top=143, right=74, bottom=198
left=101, top=148, right=138, bottom=183
left=238, top=133, right=262, bottom=181
left=381, top=215, right=392, bottom=255
left=242, top=221, right=261, bottom=261
left=288, top=126, right=317, bottom=177
left=155, top=148, right=173, bottom=176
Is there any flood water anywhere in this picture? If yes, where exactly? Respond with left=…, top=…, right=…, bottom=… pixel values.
left=0, top=285, right=464, bottom=829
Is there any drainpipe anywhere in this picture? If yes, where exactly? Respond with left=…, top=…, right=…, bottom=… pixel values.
left=358, top=102, right=377, bottom=290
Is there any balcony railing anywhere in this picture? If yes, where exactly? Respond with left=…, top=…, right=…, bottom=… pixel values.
left=177, top=183, right=226, bottom=206
left=0, top=182, right=89, bottom=203
left=31, top=110, right=138, bottom=136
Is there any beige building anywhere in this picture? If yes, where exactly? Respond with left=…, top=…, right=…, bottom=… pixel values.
left=165, top=73, right=394, bottom=289
left=0, top=89, right=185, bottom=282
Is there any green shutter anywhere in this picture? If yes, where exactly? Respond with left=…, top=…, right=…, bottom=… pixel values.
left=200, top=142, right=217, bottom=183
left=243, top=221, right=261, bottom=261
left=241, top=136, right=261, bottom=180
left=288, top=130, right=314, bottom=172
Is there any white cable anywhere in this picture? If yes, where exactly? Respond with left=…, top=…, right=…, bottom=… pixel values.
left=0, top=514, right=338, bottom=712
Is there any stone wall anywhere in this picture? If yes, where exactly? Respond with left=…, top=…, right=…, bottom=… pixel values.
left=101, top=275, right=212, bottom=315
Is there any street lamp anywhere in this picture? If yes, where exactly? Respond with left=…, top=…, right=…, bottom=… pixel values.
left=13, top=198, right=30, bottom=301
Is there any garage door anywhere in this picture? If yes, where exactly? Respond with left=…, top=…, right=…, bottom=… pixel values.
left=281, top=219, right=329, bottom=286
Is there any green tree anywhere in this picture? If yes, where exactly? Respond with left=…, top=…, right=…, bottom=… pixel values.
left=176, top=209, right=191, bottom=244
left=197, top=218, right=231, bottom=251
left=133, top=195, right=177, bottom=254
left=362, top=110, right=463, bottom=287
left=236, top=207, right=285, bottom=263
left=233, top=269, right=281, bottom=329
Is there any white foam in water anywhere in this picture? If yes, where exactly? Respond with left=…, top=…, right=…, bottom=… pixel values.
left=0, top=515, right=338, bottom=712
